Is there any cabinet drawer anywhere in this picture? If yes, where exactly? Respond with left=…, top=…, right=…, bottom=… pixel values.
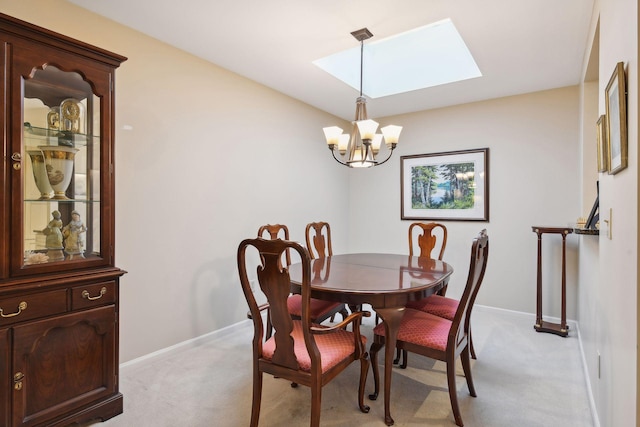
left=0, top=290, right=67, bottom=326
left=72, top=281, right=116, bottom=310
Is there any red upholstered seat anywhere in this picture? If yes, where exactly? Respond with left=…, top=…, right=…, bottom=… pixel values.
left=405, top=293, right=478, bottom=360
left=263, top=320, right=366, bottom=372
left=373, top=309, right=451, bottom=352
left=406, top=294, right=458, bottom=320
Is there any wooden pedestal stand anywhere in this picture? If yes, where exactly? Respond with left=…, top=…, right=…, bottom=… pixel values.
left=532, top=226, right=573, bottom=337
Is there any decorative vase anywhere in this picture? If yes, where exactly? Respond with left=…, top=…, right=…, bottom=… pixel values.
left=38, top=145, right=79, bottom=200
left=26, top=148, right=54, bottom=199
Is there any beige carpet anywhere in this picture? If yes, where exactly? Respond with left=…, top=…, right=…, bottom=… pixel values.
left=94, top=305, right=595, bottom=427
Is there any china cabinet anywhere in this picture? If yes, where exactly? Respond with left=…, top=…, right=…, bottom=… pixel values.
left=0, top=13, right=127, bottom=426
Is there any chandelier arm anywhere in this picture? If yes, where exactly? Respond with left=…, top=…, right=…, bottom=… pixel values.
left=374, top=148, right=396, bottom=166
left=363, top=142, right=372, bottom=165
left=330, top=148, right=349, bottom=166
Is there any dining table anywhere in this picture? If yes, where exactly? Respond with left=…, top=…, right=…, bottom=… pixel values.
left=288, top=252, right=454, bottom=426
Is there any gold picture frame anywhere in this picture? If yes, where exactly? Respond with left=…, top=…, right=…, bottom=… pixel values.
left=605, top=62, right=627, bottom=175
left=596, top=115, right=608, bottom=172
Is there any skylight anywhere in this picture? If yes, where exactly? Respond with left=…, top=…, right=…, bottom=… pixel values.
left=313, top=19, right=482, bottom=99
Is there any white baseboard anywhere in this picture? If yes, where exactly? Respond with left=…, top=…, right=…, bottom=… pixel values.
left=574, top=321, right=601, bottom=427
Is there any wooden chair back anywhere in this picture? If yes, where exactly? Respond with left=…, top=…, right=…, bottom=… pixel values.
left=450, top=229, right=489, bottom=349
left=238, top=238, right=306, bottom=370
left=258, top=223, right=291, bottom=267
left=408, top=222, right=447, bottom=260
left=305, top=222, right=332, bottom=259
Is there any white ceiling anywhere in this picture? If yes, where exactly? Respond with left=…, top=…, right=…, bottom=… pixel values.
left=67, top=0, right=594, bottom=120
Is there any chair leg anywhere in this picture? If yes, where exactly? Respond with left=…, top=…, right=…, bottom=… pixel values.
left=368, top=340, right=384, bottom=400
left=310, top=383, right=322, bottom=427
left=250, top=370, right=263, bottom=427
left=393, top=347, right=401, bottom=365
left=461, top=345, right=477, bottom=397
left=393, top=349, right=409, bottom=369
left=446, top=353, right=464, bottom=427
left=358, top=353, right=371, bottom=413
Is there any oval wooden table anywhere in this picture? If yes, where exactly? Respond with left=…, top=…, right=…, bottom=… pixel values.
left=289, top=253, right=454, bottom=426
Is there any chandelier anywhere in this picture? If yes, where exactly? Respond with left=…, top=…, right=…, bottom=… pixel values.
left=323, top=28, right=402, bottom=168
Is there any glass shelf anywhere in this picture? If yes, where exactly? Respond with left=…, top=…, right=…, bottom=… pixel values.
left=24, top=198, right=100, bottom=203
left=24, top=123, right=96, bottom=147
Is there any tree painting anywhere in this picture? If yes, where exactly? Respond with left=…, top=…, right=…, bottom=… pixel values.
left=411, top=162, right=475, bottom=210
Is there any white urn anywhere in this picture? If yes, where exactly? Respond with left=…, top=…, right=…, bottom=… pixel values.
left=26, top=148, right=54, bottom=199
left=38, top=145, right=79, bottom=199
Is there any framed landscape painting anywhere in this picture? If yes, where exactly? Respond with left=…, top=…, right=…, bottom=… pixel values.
left=605, top=61, right=627, bottom=175
left=401, top=148, right=489, bottom=221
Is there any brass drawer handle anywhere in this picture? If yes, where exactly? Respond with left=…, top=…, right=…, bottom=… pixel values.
left=0, top=301, right=27, bottom=318
left=82, top=287, right=107, bottom=301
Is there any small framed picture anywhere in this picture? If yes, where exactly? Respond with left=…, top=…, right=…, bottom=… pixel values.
left=401, top=148, right=489, bottom=221
left=605, top=62, right=627, bottom=175
left=596, top=115, right=608, bottom=173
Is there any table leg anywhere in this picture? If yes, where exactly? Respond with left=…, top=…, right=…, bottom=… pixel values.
left=535, top=230, right=543, bottom=329
left=370, top=306, right=405, bottom=426
left=561, top=233, right=568, bottom=333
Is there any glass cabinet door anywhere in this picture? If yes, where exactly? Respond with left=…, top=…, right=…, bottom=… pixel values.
left=10, top=55, right=113, bottom=275
left=22, top=66, right=102, bottom=269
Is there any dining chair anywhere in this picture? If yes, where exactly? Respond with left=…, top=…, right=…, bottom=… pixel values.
left=305, top=221, right=333, bottom=259
left=258, top=224, right=348, bottom=327
left=386, top=222, right=450, bottom=365
left=372, top=221, right=447, bottom=324
left=369, top=229, right=488, bottom=427
left=408, top=222, right=448, bottom=294
left=405, top=223, right=478, bottom=359
left=237, top=237, right=371, bottom=427
left=306, top=221, right=360, bottom=315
